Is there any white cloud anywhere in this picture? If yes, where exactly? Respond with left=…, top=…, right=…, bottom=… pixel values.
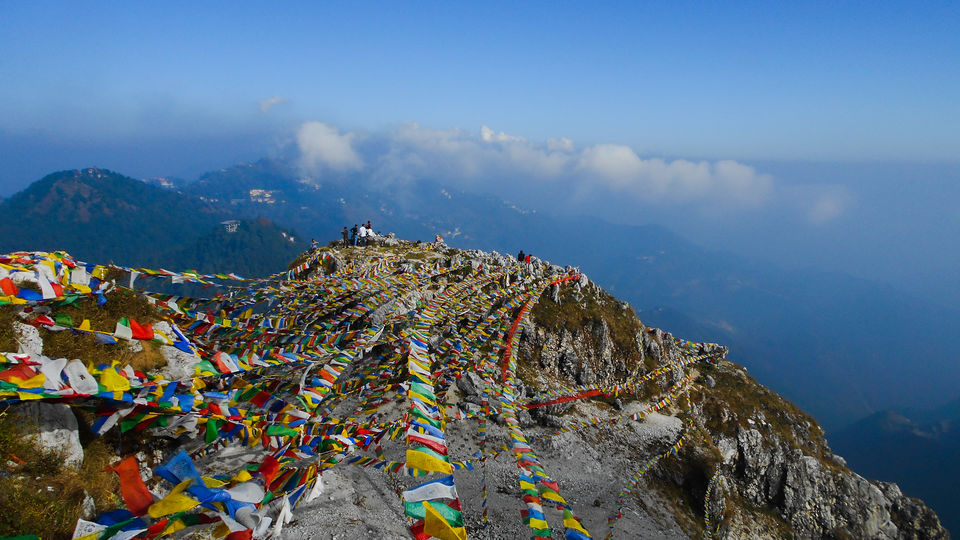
left=546, top=137, right=574, bottom=153
left=297, top=122, right=363, bottom=172
left=713, top=160, right=773, bottom=205
left=480, top=125, right=526, bottom=144
left=808, top=191, right=849, bottom=224
left=296, top=120, right=776, bottom=208
left=577, top=146, right=771, bottom=204
left=258, top=96, right=288, bottom=113
left=578, top=144, right=645, bottom=186
left=379, top=123, right=572, bottom=181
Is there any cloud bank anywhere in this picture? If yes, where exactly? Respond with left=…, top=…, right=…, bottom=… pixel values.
left=294, top=121, right=840, bottom=218
left=297, top=122, right=363, bottom=172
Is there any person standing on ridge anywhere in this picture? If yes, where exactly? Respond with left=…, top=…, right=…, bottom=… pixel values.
left=517, top=249, right=525, bottom=261
left=358, top=223, right=368, bottom=246
left=366, top=220, right=373, bottom=233
left=341, top=227, right=349, bottom=245
left=351, top=224, right=359, bottom=246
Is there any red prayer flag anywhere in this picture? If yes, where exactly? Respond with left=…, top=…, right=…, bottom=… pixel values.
left=250, top=391, right=272, bottom=407
left=0, top=277, right=18, bottom=296
left=256, top=455, right=280, bottom=486
left=110, top=456, right=154, bottom=515
left=129, top=319, right=155, bottom=340
left=408, top=520, right=430, bottom=540
left=0, top=364, right=39, bottom=383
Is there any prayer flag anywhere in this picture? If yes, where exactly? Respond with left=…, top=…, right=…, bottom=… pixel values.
left=111, top=456, right=154, bottom=515
left=423, top=501, right=467, bottom=540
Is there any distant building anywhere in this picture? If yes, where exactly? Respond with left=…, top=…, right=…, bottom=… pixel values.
left=248, top=189, right=280, bottom=204
left=221, top=220, right=240, bottom=233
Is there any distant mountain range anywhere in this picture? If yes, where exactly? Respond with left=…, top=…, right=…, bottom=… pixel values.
left=3, top=159, right=959, bottom=528
left=0, top=167, right=305, bottom=277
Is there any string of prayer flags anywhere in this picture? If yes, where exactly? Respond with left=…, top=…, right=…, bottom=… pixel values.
left=0, top=247, right=729, bottom=540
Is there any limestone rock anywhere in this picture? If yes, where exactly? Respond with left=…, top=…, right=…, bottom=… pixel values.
left=17, top=402, right=84, bottom=469
left=81, top=491, right=96, bottom=519
left=456, top=371, right=485, bottom=397
left=155, top=321, right=200, bottom=381
left=15, top=321, right=43, bottom=356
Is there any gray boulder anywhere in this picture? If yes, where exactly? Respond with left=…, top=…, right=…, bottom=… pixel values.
left=17, top=402, right=84, bottom=469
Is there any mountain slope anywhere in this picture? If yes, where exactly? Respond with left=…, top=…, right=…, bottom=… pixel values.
left=0, top=243, right=945, bottom=539
left=172, top=160, right=960, bottom=428
left=0, top=167, right=227, bottom=265
left=5, top=162, right=958, bottom=529
left=154, top=217, right=307, bottom=277
left=0, top=168, right=307, bottom=277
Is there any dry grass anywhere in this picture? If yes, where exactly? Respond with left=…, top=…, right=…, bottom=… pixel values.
left=128, top=340, right=167, bottom=372
left=530, top=286, right=647, bottom=378
left=40, top=329, right=168, bottom=373
left=42, top=329, right=128, bottom=366
left=0, top=407, right=120, bottom=540
left=0, top=306, right=18, bottom=352
left=41, top=288, right=168, bottom=372
left=51, top=288, right=159, bottom=333
left=694, top=362, right=836, bottom=472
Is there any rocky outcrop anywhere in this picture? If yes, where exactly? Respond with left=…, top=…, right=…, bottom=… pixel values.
left=691, top=419, right=947, bottom=539
left=2, top=243, right=947, bottom=540
left=16, top=402, right=84, bottom=468
left=513, top=279, right=947, bottom=539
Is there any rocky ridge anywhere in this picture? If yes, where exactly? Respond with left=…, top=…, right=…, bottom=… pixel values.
left=0, top=241, right=947, bottom=539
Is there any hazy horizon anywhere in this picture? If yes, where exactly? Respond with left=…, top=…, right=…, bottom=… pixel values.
left=2, top=2, right=958, bottom=306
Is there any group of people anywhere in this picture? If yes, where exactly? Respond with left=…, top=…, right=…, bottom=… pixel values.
left=517, top=249, right=533, bottom=263
left=342, top=221, right=377, bottom=246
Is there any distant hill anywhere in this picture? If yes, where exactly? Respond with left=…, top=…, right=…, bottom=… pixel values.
left=156, top=217, right=306, bottom=277
left=0, top=168, right=305, bottom=277
left=831, top=406, right=960, bottom=534
left=181, top=160, right=352, bottom=242
left=0, top=167, right=227, bottom=265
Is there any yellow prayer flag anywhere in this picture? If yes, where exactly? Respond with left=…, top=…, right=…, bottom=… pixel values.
left=100, top=367, right=131, bottom=391
left=158, top=518, right=188, bottom=537
left=541, top=489, right=566, bottom=505
left=528, top=516, right=550, bottom=530
left=148, top=479, right=200, bottom=518
left=72, top=284, right=92, bottom=294
left=563, top=516, right=589, bottom=535
left=211, top=522, right=231, bottom=538
left=14, top=373, right=46, bottom=389
left=423, top=501, right=467, bottom=540
left=202, top=476, right=228, bottom=488
left=406, top=449, right=453, bottom=474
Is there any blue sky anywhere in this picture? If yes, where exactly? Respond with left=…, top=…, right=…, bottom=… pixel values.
left=1, top=1, right=958, bottom=302
left=2, top=2, right=957, bottom=173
